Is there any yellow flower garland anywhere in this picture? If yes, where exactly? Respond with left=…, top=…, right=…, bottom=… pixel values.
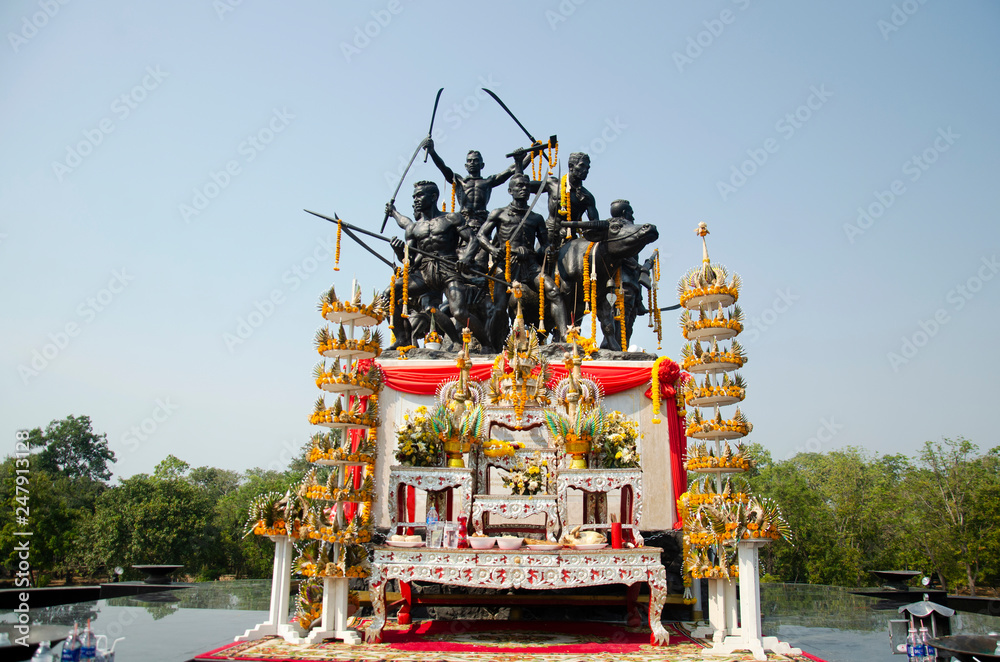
left=615, top=267, right=625, bottom=350
left=537, top=272, right=546, bottom=333
left=504, top=240, right=512, bottom=283
left=650, top=355, right=671, bottom=424
left=334, top=217, right=342, bottom=272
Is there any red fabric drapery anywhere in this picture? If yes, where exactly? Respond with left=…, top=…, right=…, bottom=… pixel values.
left=641, top=359, right=688, bottom=527
left=377, top=362, right=653, bottom=396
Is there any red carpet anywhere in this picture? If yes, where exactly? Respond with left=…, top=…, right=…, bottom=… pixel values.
left=198, top=619, right=825, bottom=661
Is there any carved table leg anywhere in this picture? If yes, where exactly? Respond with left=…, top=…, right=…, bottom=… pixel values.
left=397, top=580, right=412, bottom=625
left=365, top=570, right=387, bottom=643
left=471, top=501, right=485, bottom=535
left=647, top=567, right=670, bottom=646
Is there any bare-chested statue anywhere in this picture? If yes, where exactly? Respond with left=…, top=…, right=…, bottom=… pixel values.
left=385, top=180, right=490, bottom=349
left=476, top=173, right=565, bottom=347
left=530, top=152, right=600, bottom=273
left=423, top=138, right=528, bottom=271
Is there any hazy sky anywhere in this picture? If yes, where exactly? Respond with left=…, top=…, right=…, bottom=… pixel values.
left=3, top=1, right=998, bottom=479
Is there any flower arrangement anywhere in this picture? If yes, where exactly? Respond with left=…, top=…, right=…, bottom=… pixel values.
left=393, top=405, right=443, bottom=466
left=685, top=440, right=754, bottom=471
left=245, top=491, right=306, bottom=538
left=676, top=263, right=741, bottom=308
left=315, top=325, right=382, bottom=358
left=309, top=395, right=379, bottom=427
left=598, top=411, right=641, bottom=469
left=306, top=429, right=377, bottom=464
left=313, top=360, right=383, bottom=393
left=482, top=439, right=524, bottom=458
left=501, top=451, right=549, bottom=496
left=318, top=284, right=386, bottom=324
left=679, top=304, right=744, bottom=339
left=680, top=339, right=747, bottom=372
left=685, top=408, right=753, bottom=439
left=684, top=373, right=746, bottom=407
left=423, top=330, right=442, bottom=346
left=544, top=407, right=606, bottom=469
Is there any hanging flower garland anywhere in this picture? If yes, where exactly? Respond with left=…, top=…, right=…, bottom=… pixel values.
left=582, top=242, right=594, bottom=314
left=615, top=267, right=626, bottom=350
left=451, top=181, right=456, bottom=212
left=537, top=272, right=546, bottom=334
left=649, top=355, right=672, bottom=424
left=504, top=240, right=512, bottom=283
left=401, top=244, right=410, bottom=318
left=334, top=217, right=342, bottom=272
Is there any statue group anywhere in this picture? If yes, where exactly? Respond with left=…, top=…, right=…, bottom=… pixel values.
left=384, top=136, right=659, bottom=354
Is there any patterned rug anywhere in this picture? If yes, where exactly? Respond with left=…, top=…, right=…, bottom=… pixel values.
left=197, top=619, right=824, bottom=661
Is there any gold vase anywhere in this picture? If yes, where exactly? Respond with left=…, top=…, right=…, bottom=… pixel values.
left=564, top=436, right=592, bottom=469
left=442, top=436, right=472, bottom=468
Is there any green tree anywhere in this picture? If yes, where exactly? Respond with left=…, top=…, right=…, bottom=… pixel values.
left=29, top=415, right=116, bottom=482
left=84, top=471, right=214, bottom=578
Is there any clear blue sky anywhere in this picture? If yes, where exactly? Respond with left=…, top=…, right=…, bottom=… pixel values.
left=2, top=1, right=998, bottom=479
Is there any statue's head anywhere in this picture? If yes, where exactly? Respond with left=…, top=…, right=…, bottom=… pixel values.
left=610, top=199, right=633, bottom=221
left=465, top=150, right=484, bottom=175
left=412, top=180, right=440, bottom=213
left=567, top=152, right=590, bottom=180
left=508, top=173, right=530, bottom=199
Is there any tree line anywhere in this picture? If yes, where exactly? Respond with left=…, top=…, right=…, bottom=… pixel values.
left=1, top=416, right=304, bottom=584
left=2, top=416, right=998, bottom=594
left=744, top=438, right=1000, bottom=595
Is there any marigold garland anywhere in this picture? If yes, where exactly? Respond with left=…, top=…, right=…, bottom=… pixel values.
left=504, top=240, right=512, bottom=283
left=451, top=181, right=456, bottom=212
left=650, top=355, right=671, bottom=424
left=401, top=245, right=410, bottom=318
left=537, top=273, right=546, bottom=333
left=559, top=174, right=571, bottom=222
left=615, top=267, right=626, bottom=350
left=334, top=217, right=342, bottom=272
left=582, top=242, right=593, bottom=314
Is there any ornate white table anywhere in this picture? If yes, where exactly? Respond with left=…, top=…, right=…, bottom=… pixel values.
left=387, top=466, right=474, bottom=532
left=554, top=469, right=642, bottom=539
left=471, top=494, right=561, bottom=541
left=365, top=546, right=670, bottom=646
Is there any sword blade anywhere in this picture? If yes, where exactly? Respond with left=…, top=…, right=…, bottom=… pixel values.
left=423, top=87, right=444, bottom=163
left=340, top=224, right=395, bottom=269
left=482, top=89, right=550, bottom=163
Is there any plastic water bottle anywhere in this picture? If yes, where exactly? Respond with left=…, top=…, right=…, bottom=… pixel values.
left=919, top=625, right=935, bottom=661
left=426, top=505, right=440, bottom=547
left=60, top=623, right=80, bottom=661
left=31, top=641, right=55, bottom=662
left=906, top=623, right=919, bottom=661
left=78, top=619, right=96, bottom=662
